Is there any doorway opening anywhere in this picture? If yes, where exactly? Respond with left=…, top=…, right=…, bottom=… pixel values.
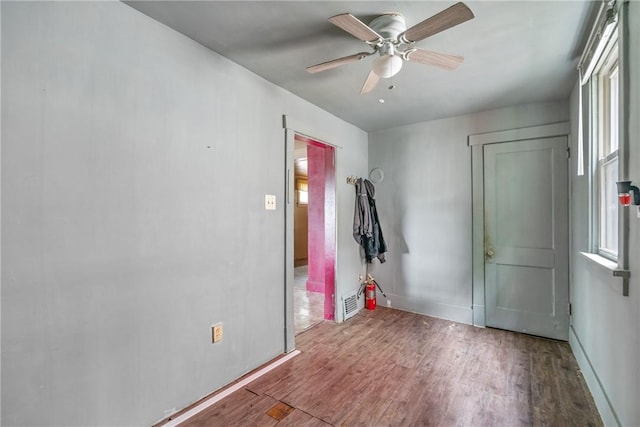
left=293, top=134, right=336, bottom=335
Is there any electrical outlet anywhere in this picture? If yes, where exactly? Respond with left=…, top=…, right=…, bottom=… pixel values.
left=265, top=194, right=276, bottom=210
left=212, top=323, right=223, bottom=343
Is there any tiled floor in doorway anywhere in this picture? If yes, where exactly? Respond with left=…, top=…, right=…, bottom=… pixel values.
left=293, top=265, right=324, bottom=334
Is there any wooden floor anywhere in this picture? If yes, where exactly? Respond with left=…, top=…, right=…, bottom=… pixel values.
left=178, top=307, right=602, bottom=427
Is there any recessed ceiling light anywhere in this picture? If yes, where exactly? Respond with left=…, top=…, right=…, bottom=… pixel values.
left=378, top=98, right=385, bottom=103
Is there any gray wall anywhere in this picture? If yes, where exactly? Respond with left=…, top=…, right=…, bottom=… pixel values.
left=367, top=101, right=569, bottom=324
left=0, top=2, right=367, bottom=426
left=4, top=1, right=638, bottom=426
left=568, top=2, right=640, bottom=426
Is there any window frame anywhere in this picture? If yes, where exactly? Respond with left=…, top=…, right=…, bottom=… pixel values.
left=590, top=27, right=619, bottom=261
left=295, top=177, right=308, bottom=206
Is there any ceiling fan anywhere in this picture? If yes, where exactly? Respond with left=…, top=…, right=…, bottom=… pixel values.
left=306, top=2, right=474, bottom=94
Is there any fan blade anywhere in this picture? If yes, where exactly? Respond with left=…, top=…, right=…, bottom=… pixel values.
left=329, top=13, right=383, bottom=43
left=360, top=70, right=380, bottom=94
left=399, top=2, right=474, bottom=43
left=406, top=48, right=463, bottom=70
left=306, top=52, right=373, bottom=74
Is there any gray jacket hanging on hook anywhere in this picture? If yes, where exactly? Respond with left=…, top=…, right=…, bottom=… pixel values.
left=353, top=178, right=387, bottom=263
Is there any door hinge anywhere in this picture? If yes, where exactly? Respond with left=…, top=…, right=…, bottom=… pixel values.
left=568, top=303, right=572, bottom=316
left=566, top=147, right=571, bottom=159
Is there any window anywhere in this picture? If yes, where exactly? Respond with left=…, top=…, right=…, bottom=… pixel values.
left=296, top=177, right=308, bottom=205
left=591, top=28, right=619, bottom=259
left=294, top=157, right=308, bottom=206
left=578, top=1, right=632, bottom=292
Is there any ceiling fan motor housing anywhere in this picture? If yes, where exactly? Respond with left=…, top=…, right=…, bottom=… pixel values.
left=368, top=13, right=406, bottom=43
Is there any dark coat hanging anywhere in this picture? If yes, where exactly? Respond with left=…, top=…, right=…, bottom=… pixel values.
left=353, top=178, right=387, bottom=263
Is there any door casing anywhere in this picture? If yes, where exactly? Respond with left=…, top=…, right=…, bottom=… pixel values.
left=284, top=127, right=337, bottom=352
left=469, top=122, right=571, bottom=331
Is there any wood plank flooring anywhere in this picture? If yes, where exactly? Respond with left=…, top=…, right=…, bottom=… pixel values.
left=177, top=307, right=602, bottom=427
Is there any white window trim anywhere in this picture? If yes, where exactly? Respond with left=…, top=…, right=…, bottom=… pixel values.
left=578, top=0, right=632, bottom=296
left=587, top=23, right=619, bottom=261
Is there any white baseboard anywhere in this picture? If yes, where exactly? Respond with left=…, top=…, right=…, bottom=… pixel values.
left=159, top=350, right=301, bottom=427
left=472, top=304, right=485, bottom=326
left=569, top=327, right=619, bottom=427
left=382, top=293, right=473, bottom=325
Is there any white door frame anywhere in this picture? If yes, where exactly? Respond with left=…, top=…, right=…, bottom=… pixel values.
left=468, top=122, right=571, bottom=327
left=283, top=116, right=340, bottom=353
left=284, top=128, right=296, bottom=352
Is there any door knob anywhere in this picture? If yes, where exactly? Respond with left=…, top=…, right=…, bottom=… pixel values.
left=485, top=247, right=495, bottom=260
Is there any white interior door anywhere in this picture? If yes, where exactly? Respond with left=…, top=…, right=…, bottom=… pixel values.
left=484, top=136, right=569, bottom=340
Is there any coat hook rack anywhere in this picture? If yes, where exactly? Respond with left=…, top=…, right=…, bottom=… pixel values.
left=346, top=176, right=358, bottom=185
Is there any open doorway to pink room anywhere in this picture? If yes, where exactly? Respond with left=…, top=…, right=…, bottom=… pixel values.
left=292, top=133, right=336, bottom=336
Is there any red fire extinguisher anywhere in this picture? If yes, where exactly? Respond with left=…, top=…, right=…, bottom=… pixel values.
left=365, top=281, right=376, bottom=310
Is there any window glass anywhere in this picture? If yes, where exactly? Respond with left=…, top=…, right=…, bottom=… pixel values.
left=608, top=66, right=619, bottom=152
left=600, top=157, right=618, bottom=255
left=296, top=178, right=308, bottom=205
left=593, top=37, right=618, bottom=260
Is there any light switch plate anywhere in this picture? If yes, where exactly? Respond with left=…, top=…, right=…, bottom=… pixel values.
left=212, top=323, right=223, bottom=343
left=265, top=194, right=276, bottom=210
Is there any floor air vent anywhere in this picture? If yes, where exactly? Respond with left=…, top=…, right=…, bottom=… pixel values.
left=342, top=291, right=359, bottom=320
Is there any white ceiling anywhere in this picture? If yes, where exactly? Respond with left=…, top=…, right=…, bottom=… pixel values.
left=124, top=1, right=598, bottom=132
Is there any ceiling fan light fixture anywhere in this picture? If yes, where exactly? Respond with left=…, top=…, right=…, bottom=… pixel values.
left=372, top=54, right=403, bottom=78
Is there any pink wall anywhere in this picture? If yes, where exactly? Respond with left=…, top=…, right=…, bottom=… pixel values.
left=302, top=137, right=336, bottom=320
